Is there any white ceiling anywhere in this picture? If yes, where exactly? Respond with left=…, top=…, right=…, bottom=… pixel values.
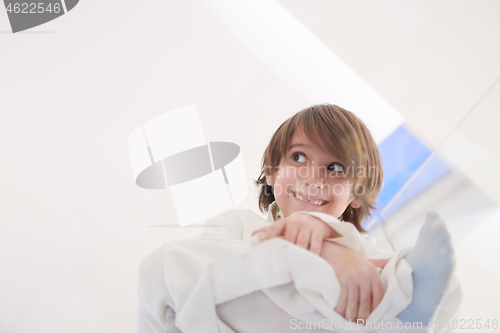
left=278, top=0, right=500, bottom=149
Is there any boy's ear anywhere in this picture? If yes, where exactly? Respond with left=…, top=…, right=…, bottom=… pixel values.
left=350, top=197, right=361, bottom=209
left=265, top=164, right=280, bottom=187
left=265, top=173, right=276, bottom=187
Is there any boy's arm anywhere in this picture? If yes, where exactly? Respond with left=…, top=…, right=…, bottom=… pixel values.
left=251, top=210, right=386, bottom=256
left=190, top=208, right=246, bottom=241
left=189, top=209, right=386, bottom=324
left=192, top=208, right=273, bottom=242
left=294, top=211, right=389, bottom=257
left=318, top=240, right=385, bottom=323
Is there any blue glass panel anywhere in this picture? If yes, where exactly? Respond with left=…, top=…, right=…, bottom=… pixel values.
left=363, top=125, right=450, bottom=229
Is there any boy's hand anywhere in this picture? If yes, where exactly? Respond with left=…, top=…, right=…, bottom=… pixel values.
left=320, top=241, right=384, bottom=323
left=250, top=213, right=341, bottom=255
left=368, top=257, right=392, bottom=270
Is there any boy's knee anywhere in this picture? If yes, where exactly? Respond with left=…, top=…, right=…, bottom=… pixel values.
left=138, top=245, right=169, bottom=298
left=137, top=245, right=173, bottom=332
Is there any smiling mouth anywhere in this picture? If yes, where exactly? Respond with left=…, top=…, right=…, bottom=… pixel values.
left=292, top=191, right=328, bottom=206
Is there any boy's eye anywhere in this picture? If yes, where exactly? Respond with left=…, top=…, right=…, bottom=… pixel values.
left=292, top=152, right=345, bottom=174
left=328, top=163, right=344, bottom=173
left=292, top=153, right=306, bottom=163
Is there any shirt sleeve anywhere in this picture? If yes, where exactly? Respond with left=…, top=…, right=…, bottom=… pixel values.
left=289, top=210, right=385, bottom=256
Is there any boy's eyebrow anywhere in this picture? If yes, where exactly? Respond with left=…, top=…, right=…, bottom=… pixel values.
left=288, top=143, right=311, bottom=150
left=288, top=143, right=344, bottom=163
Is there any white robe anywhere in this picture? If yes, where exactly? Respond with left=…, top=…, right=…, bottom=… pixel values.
left=137, top=203, right=463, bottom=333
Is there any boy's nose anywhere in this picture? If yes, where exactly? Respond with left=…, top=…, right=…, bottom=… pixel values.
left=303, top=168, right=325, bottom=188
left=305, top=179, right=325, bottom=189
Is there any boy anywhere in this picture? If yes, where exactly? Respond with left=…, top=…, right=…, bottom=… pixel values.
left=138, top=104, right=462, bottom=332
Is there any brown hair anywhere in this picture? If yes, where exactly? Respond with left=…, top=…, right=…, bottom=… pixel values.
left=253, top=104, right=383, bottom=233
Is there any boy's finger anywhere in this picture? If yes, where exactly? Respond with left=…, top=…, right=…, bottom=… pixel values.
left=295, top=227, right=311, bottom=250
left=357, top=283, right=371, bottom=323
left=334, top=286, right=347, bottom=318
left=283, top=224, right=299, bottom=245
left=308, top=230, right=324, bottom=255
left=368, top=258, right=391, bottom=269
left=345, top=284, right=359, bottom=322
left=263, top=220, right=285, bottom=240
left=371, top=275, right=384, bottom=310
left=250, top=227, right=267, bottom=237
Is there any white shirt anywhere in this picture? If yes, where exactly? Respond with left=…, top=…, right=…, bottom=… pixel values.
left=137, top=202, right=463, bottom=333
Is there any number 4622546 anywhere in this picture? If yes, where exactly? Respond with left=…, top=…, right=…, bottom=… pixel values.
left=6, top=3, right=62, bottom=14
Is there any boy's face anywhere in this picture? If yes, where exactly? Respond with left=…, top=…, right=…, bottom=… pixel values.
left=266, top=129, right=360, bottom=219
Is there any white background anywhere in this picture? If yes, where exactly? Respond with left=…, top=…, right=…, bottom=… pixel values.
left=1, top=1, right=499, bottom=332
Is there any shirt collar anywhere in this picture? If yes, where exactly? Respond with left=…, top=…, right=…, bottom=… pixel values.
left=266, top=201, right=284, bottom=222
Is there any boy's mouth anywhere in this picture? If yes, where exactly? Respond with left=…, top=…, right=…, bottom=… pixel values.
left=291, top=191, right=328, bottom=206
